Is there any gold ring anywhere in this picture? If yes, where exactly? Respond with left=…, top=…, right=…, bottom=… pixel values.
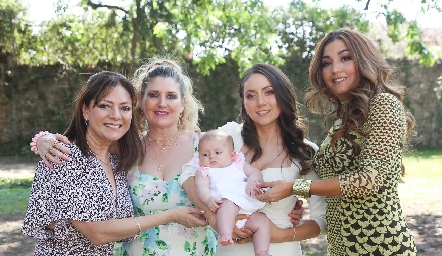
left=52, top=140, right=59, bottom=148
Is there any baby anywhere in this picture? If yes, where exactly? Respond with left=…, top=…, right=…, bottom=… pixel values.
left=194, top=130, right=271, bottom=256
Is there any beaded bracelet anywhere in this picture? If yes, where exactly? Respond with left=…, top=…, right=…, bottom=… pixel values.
left=292, top=179, right=312, bottom=199
left=133, top=217, right=142, bottom=238
left=30, top=131, right=50, bottom=155
left=291, top=227, right=297, bottom=241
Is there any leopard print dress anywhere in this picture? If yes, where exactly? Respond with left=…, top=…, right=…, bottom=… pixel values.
left=22, top=142, right=134, bottom=255
left=313, top=93, right=417, bottom=255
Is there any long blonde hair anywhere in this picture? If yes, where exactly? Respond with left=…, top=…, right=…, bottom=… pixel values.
left=132, top=57, right=204, bottom=133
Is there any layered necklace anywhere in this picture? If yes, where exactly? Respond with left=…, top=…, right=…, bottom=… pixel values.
left=146, top=129, right=181, bottom=172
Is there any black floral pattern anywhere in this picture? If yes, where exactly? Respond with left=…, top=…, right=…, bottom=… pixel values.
left=22, top=142, right=134, bottom=255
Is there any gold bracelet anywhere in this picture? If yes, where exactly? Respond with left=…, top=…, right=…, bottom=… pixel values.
left=133, top=217, right=142, bottom=238
left=291, top=227, right=297, bottom=241
left=292, top=179, right=312, bottom=198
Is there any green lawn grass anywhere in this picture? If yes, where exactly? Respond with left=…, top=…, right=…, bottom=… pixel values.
left=399, top=148, right=442, bottom=213
left=0, top=177, right=33, bottom=215
left=0, top=187, right=31, bottom=215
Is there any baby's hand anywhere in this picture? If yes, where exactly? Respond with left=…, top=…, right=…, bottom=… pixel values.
left=206, top=196, right=222, bottom=212
left=246, top=182, right=261, bottom=197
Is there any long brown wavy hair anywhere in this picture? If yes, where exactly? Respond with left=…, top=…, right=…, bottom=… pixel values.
left=239, top=64, right=315, bottom=175
left=306, top=29, right=416, bottom=174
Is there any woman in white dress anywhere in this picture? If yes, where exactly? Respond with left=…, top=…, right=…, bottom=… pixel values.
left=180, top=63, right=327, bottom=256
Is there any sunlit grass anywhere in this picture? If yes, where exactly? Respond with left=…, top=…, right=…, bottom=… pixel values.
left=399, top=149, right=442, bottom=213
left=0, top=187, right=31, bottom=215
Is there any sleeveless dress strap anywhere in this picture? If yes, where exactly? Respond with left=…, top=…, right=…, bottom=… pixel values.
left=193, top=132, right=200, bottom=153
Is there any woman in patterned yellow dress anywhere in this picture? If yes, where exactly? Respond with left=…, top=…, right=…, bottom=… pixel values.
left=259, top=28, right=417, bottom=255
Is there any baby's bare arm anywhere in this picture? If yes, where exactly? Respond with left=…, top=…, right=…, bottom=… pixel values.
left=195, top=171, right=222, bottom=211
left=243, top=162, right=263, bottom=196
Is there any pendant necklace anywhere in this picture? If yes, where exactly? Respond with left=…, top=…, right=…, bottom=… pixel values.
left=262, top=148, right=284, bottom=170
left=146, top=130, right=181, bottom=172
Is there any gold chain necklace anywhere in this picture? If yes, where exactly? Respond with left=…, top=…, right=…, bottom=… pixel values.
left=89, top=150, right=112, bottom=167
left=146, top=130, right=180, bottom=154
left=146, top=130, right=181, bottom=172
left=86, top=133, right=112, bottom=167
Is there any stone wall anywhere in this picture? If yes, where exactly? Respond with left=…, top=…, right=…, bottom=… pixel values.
left=396, top=59, right=442, bottom=147
left=0, top=55, right=441, bottom=154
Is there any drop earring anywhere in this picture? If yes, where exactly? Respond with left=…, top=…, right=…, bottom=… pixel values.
left=178, top=112, right=183, bottom=129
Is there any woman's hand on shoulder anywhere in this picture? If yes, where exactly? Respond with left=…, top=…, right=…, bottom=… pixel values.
left=170, top=206, right=208, bottom=228
left=37, top=133, right=71, bottom=168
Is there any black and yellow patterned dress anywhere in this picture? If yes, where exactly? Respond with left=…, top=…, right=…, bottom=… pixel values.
left=313, top=93, right=417, bottom=255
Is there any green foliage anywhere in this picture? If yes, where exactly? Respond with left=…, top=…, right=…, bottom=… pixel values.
left=2, top=1, right=441, bottom=153
left=0, top=0, right=34, bottom=60
left=0, top=177, right=33, bottom=189
left=364, top=0, right=440, bottom=66
left=7, top=0, right=441, bottom=74
left=191, top=58, right=241, bottom=130
left=21, top=11, right=131, bottom=68
left=404, top=21, right=436, bottom=66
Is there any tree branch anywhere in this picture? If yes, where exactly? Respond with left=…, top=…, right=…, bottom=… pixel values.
left=364, top=0, right=371, bottom=11
left=87, top=0, right=128, bottom=14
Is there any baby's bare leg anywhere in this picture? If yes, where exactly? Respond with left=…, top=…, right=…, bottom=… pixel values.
left=245, top=212, right=271, bottom=256
left=217, top=199, right=240, bottom=246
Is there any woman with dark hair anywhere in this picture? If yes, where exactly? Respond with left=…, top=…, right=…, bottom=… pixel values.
left=260, top=29, right=417, bottom=255
left=181, top=63, right=327, bottom=256
left=23, top=71, right=207, bottom=255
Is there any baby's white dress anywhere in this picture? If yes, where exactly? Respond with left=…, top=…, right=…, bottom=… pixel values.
left=197, top=153, right=265, bottom=215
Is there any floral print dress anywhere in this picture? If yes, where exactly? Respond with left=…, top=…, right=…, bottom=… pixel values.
left=120, top=132, right=217, bottom=256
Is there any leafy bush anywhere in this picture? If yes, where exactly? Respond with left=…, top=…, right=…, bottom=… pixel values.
left=0, top=177, right=33, bottom=189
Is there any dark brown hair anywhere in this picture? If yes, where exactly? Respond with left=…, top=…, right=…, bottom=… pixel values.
left=64, top=71, right=142, bottom=173
left=239, top=63, right=315, bottom=175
